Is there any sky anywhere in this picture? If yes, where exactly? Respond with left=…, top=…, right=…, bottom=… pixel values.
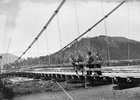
left=0, top=0, right=140, bottom=58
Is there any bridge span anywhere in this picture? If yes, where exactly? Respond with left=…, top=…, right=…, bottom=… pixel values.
left=1, top=63, right=140, bottom=90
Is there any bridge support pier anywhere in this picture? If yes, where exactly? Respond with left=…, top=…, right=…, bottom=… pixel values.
left=0, top=78, right=15, bottom=99
left=0, top=78, right=4, bottom=90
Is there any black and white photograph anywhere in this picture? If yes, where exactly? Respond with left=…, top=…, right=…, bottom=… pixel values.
left=0, top=0, right=140, bottom=100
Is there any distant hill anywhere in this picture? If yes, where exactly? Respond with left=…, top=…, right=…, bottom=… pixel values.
left=50, top=35, right=140, bottom=63
left=0, top=53, right=20, bottom=65
left=16, top=35, right=140, bottom=66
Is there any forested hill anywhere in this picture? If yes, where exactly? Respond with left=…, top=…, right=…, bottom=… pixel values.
left=55, top=35, right=140, bottom=62
left=12, top=35, right=140, bottom=66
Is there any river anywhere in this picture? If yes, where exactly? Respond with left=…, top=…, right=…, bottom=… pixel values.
left=6, top=85, right=114, bottom=100
left=3, top=85, right=140, bottom=100
left=13, top=91, right=67, bottom=100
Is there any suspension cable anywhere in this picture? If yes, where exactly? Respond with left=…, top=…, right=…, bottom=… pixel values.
left=73, top=0, right=81, bottom=53
left=30, top=47, right=32, bottom=66
left=100, top=0, right=111, bottom=65
left=100, top=0, right=116, bottom=95
left=56, top=13, right=63, bottom=64
left=14, top=0, right=66, bottom=64
left=73, top=0, right=80, bottom=36
left=44, top=29, right=50, bottom=65
left=56, top=81, right=74, bottom=100
left=36, top=40, right=40, bottom=65
left=57, top=14, right=63, bottom=49
left=88, top=31, right=91, bottom=51
left=84, top=31, right=93, bottom=53
left=6, top=38, right=11, bottom=63
left=127, top=2, right=130, bottom=62
left=54, top=1, right=126, bottom=56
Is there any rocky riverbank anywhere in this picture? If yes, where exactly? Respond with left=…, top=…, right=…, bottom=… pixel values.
left=5, top=79, right=84, bottom=96
left=4, top=78, right=140, bottom=100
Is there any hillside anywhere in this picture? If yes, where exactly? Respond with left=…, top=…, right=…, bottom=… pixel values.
left=13, top=35, right=140, bottom=66
left=0, top=53, right=20, bottom=65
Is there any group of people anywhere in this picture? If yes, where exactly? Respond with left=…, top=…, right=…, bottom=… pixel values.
left=71, top=54, right=84, bottom=75
left=70, top=51, right=102, bottom=75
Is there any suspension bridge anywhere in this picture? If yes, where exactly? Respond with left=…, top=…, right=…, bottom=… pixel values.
left=0, top=0, right=140, bottom=95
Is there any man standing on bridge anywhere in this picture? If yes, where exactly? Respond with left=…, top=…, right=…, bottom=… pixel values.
left=70, top=55, right=76, bottom=70
left=77, top=54, right=84, bottom=75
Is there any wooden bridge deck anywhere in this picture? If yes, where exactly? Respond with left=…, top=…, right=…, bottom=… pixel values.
left=1, top=65, right=140, bottom=90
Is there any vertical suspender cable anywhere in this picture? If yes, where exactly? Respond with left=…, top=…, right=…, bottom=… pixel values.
left=57, top=14, right=63, bottom=49
left=89, top=31, right=91, bottom=51
left=73, top=0, right=81, bottom=55
left=73, top=0, right=80, bottom=36
left=45, top=29, right=50, bottom=65
left=30, top=47, right=32, bottom=66
left=6, top=38, right=11, bottom=63
left=100, top=0, right=111, bottom=65
left=54, top=1, right=126, bottom=56
left=127, top=2, right=130, bottom=62
left=56, top=13, right=63, bottom=64
left=87, top=31, right=91, bottom=52
left=14, top=0, right=66, bottom=63
left=100, top=0, right=115, bottom=95
left=36, top=39, right=40, bottom=65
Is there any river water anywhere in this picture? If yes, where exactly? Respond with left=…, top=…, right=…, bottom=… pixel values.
left=13, top=90, right=73, bottom=100
left=7, top=85, right=114, bottom=100
left=2, top=85, right=140, bottom=100
left=5, top=85, right=121, bottom=100
left=13, top=91, right=65, bottom=100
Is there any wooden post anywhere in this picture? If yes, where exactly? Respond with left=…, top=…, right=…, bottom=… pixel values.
left=0, top=55, right=3, bottom=74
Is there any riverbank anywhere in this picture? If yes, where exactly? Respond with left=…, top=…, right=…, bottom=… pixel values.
left=5, top=79, right=84, bottom=96
left=12, top=85, right=140, bottom=100
left=3, top=78, right=140, bottom=100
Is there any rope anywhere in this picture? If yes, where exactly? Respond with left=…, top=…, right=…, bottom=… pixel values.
left=73, top=0, right=81, bottom=55
left=73, top=0, right=80, bottom=36
left=100, top=0, right=111, bottom=64
left=44, top=29, right=50, bottom=65
left=56, top=13, right=63, bottom=64
left=54, top=1, right=126, bottom=56
left=100, top=0, right=115, bottom=95
left=127, top=2, right=130, bottom=63
left=29, top=47, right=32, bottom=66
left=6, top=38, right=11, bottom=63
left=88, top=31, right=91, bottom=51
left=56, top=81, right=74, bottom=100
left=57, top=14, right=63, bottom=49
left=36, top=40, right=40, bottom=65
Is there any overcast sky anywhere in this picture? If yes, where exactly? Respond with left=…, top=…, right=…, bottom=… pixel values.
left=0, top=0, right=140, bottom=58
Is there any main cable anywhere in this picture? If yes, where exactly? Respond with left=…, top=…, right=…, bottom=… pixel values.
left=14, top=0, right=66, bottom=63
left=53, top=1, right=126, bottom=56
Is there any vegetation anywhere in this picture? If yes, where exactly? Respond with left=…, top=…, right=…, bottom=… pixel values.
left=4, top=35, right=140, bottom=69
left=5, top=79, right=84, bottom=96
